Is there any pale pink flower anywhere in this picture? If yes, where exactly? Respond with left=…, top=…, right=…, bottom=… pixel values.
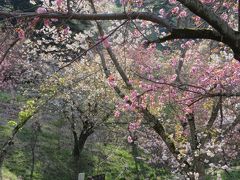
left=63, top=26, right=70, bottom=35
left=201, top=0, right=214, bottom=4
left=169, top=0, right=176, bottom=4
left=128, top=122, right=140, bottom=131
left=127, top=136, right=133, bottom=143
left=51, top=18, right=58, bottom=22
left=107, top=74, right=116, bottom=87
left=120, top=0, right=128, bottom=6
left=36, top=7, right=47, bottom=14
left=114, top=111, right=120, bottom=118
left=184, top=107, right=193, bottom=114
left=221, top=13, right=228, bottom=21
left=193, top=16, right=201, bottom=24
left=159, top=8, right=165, bottom=17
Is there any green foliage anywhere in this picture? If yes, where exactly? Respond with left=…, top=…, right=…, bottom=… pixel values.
left=18, top=99, right=36, bottom=122
left=2, top=167, right=18, bottom=180
left=0, top=91, right=12, bottom=103
left=206, top=168, right=240, bottom=180
left=222, top=170, right=240, bottom=180
left=0, top=91, right=25, bottom=103
left=7, top=120, right=17, bottom=127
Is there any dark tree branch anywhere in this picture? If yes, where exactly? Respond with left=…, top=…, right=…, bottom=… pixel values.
left=0, top=11, right=173, bottom=31
left=89, top=0, right=133, bottom=89
left=206, top=98, right=221, bottom=130
left=238, top=0, right=240, bottom=32
left=148, top=28, right=235, bottom=51
left=187, top=113, right=198, bottom=151
left=176, top=0, right=235, bottom=38
left=222, top=113, right=240, bottom=137
left=207, top=92, right=240, bottom=97
left=0, top=38, right=19, bottom=65
left=149, top=29, right=223, bottom=43
left=67, top=0, right=71, bottom=13
left=57, top=20, right=127, bottom=71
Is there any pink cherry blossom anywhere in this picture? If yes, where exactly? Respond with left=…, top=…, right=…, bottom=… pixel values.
left=171, top=7, right=179, bottom=15
left=101, top=36, right=110, bottom=48
left=107, top=74, right=116, bottom=87
left=63, top=26, right=70, bottom=35
left=169, top=0, right=176, bottom=4
left=44, top=19, right=51, bottom=27
left=36, top=7, right=47, bottom=14
left=114, top=110, right=120, bottom=118
left=127, top=136, right=133, bottom=143
left=120, top=0, right=128, bottom=6
left=56, top=0, right=63, bottom=7
left=159, top=9, right=165, bottom=17
left=128, top=122, right=140, bottom=131
left=179, top=10, right=187, bottom=18
left=16, top=28, right=25, bottom=39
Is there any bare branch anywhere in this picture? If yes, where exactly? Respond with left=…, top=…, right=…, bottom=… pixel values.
left=222, top=113, right=240, bottom=137
left=67, top=0, right=71, bottom=13
left=0, top=38, right=19, bottom=65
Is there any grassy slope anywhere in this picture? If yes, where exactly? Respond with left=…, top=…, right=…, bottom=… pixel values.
left=0, top=91, right=239, bottom=179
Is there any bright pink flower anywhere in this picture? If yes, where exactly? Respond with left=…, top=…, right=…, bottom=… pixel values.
left=223, top=2, right=230, bottom=8
left=16, top=28, right=25, bottom=39
left=130, top=90, right=138, bottom=101
left=124, top=95, right=129, bottom=102
left=56, top=0, right=63, bottom=7
left=171, top=7, right=179, bottom=15
left=107, top=74, right=116, bottom=87
left=101, top=36, right=110, bottom=48
left=114, top=111, right=120, bottom=118
left=44, top=19, right=51, bottom=27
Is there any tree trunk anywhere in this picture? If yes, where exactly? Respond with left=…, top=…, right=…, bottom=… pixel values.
left=131, top=141, right=140, bottom=180
left=72, top=128, right=94, bottom=180
left=30, top=147, right=35, bottom=180
left=78, top=131, right=92, bottom=155
left=196, top=163, right=206, bottom=180
left=72, top=131, right=80, bottom=160
left=0, top=159, right=3, bottom=180
left=0, top=149, right=7, bottom=180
